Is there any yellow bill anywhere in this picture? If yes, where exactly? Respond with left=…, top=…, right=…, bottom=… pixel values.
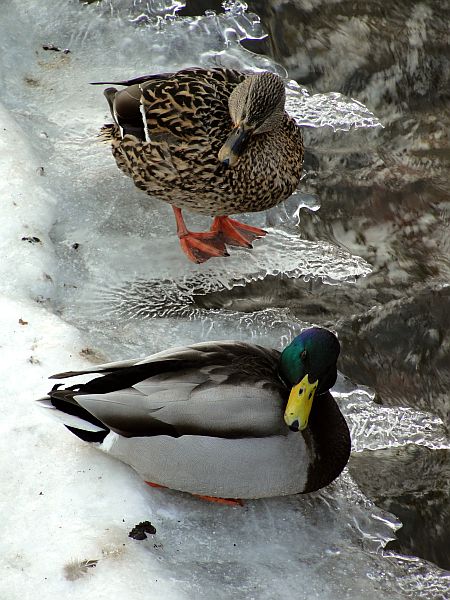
left=284, top=374, right=319, bottom=431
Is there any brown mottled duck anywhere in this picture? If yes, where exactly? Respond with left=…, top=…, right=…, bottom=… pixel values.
left=95, top=68, right=304, bottom=263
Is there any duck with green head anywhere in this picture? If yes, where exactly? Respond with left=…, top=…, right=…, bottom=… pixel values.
left=37, top=327, right=350, bottom=500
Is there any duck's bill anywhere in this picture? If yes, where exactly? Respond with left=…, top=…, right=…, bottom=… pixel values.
left=284, top=375, right=319, bottom=432
left=218, top=124, right=251, bottom=167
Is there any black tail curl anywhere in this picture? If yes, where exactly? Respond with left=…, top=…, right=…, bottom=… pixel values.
left=48, top=384, right=109, bottom=444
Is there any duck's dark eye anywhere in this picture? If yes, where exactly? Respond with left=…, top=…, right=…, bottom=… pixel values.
left=301, top=350, right=307, bottom=361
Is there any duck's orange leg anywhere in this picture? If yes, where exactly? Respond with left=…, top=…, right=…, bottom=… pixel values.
left=193, top=494, right=244, bottom=507
left=211, top=216, right=267, bottom=248
left=145, top=481, right=243, bottom=506
left=145, top=481, right=168, bottom=489
left=173, top=207, right=229, bottom=263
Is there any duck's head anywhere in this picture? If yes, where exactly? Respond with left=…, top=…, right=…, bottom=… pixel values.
left=218, top=71, right=286, bottom=167
left=279, top=327, right=340, bottom=432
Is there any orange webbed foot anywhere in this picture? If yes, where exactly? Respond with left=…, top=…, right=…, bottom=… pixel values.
left=211, top=216, right=267, bottom=248
left=178, top=231, right=229, bottom=264
left=172, top=206, right=229, bottom=263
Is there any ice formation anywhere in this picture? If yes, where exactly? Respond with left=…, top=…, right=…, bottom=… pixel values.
left=0, top=1, right=448, bottom=599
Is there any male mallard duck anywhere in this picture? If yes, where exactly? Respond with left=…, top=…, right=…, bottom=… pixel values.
left=94, top=67, right=304, bottom=263
left=37, top=328, right=350, bottom=500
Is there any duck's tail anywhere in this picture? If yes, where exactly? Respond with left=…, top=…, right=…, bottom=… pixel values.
left=98, top=123, right=116, bottom=142
left=37, top=385, right=109, bottom=443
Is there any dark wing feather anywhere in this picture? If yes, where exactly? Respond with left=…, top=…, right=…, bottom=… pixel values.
left=48, top=342, right=287, bottom=440
left=90, top=70, right=177, bottom=87
left=141, top=68, right=244, bottom=145
left=103, top=68, right=245, bottom=145
left=91, top=66, right=244, bottom=88
left=97, top=68, right=246, bottom=193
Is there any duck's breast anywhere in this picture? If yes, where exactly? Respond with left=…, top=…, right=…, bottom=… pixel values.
left=101, top=430, right=312, bottom=499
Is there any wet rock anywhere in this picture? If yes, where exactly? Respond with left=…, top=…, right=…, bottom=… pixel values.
left=42, top=43, right=61, bottom=51
left=337, top=285, right=450, bottom=421
left=22, top=236, right=41, bottom=243
left=349, top=445, right=450, bottom=570
left=129, top=521, right=157, bottom=540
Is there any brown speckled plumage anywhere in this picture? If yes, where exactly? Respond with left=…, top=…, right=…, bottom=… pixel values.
left=99, top=67, right=304, bottom=216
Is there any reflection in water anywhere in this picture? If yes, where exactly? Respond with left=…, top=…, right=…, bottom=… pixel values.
left=350, top=445, right=450, bottom=570
left=245, top=0, right=450, bottom=286
left=185, top=0, right=450, bottom=572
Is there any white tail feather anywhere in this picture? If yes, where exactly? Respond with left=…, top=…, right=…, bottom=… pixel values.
left=36, top=397, right=106, bottom=433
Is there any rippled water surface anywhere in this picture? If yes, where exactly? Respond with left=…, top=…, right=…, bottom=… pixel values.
left=1, top=0, right=449, bottom=597
left=188, top=0, right=450, bottom=573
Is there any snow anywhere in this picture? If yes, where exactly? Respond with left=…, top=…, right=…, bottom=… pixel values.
left=0, top=1, right=449, bottom=599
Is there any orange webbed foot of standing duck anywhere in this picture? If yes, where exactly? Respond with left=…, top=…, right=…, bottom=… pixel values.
left=211, top=216, right=267, bottom=248
left=173, top=207, right=229, bottom=263
left=178, top=232, right=229, bottom=264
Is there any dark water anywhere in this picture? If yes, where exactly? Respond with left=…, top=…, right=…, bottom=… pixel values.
left=184, top=0, right=450, bottom=571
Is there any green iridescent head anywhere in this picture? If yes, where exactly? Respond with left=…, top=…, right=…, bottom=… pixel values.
left=279, top=327, right=340, bottom=431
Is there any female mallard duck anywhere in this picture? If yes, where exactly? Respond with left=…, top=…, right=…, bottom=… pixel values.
left=95, top=67, right=304, bottom=263
left=38, top=328, right=350, bottom=500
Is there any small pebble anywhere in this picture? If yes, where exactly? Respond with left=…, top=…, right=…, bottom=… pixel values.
left=42, top=43, right=60, bottom=51
left=22, top=236, right=41, bottom=244
left=128, top=521, right=157, bottom=540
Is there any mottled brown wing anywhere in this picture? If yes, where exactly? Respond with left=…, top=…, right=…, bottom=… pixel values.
left=139, top=68, right=245, bottom=148
left=99, top=68, right=246, bottom=194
